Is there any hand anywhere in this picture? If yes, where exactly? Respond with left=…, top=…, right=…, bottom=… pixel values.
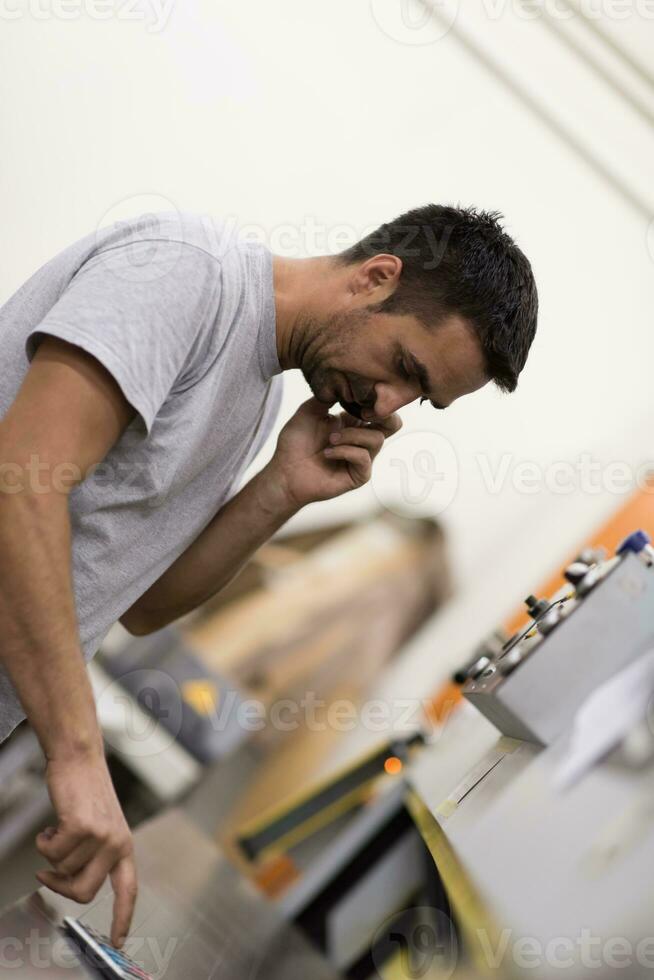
left=266, top=397, right=402, bottom=509
left=35, top=751, right=137, bottom=948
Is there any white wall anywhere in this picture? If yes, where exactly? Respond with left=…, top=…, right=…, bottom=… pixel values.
left=2, top=0, right=653, bottom=674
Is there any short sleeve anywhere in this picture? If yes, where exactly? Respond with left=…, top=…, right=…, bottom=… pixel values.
left=26, top=240, right=222, bottom=433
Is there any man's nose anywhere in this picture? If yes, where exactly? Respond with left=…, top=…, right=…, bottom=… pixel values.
left=366, top=382, right=416, bottom=419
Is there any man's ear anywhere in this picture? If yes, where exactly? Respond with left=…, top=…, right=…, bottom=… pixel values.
left=350, top=253, right=402, bottom=300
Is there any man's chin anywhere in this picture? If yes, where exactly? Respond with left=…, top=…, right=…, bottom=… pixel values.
left=304, top=372, right=362, bottom=416
left=313, top=390, right=337, bottom=409
left=306, top=377, right=341, bottom=410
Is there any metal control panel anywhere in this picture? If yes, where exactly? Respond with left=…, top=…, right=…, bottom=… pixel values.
left=462, top=531, right=654, bottom=744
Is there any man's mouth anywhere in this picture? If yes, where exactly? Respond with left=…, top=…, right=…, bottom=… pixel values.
left=338, top=375, right=364, bottom=419
left=341, top=399, right=364, bottom=419
left=341, top=375, right=354, bottom=403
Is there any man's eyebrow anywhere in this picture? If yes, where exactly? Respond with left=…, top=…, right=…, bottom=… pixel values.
left=404, top=347, right=446, bottom=410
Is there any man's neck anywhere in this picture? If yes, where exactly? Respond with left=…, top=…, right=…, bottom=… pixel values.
left=272, top=254, right=335, bottom=370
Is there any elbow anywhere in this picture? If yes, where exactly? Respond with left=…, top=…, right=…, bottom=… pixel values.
left=120, top=594, right=186, bottom=637
left=119, top=609, right=160, bottom=637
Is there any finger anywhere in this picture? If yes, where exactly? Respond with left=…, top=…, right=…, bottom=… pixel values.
left=337, top=410, right=402, bottom=436
left=366, top=412, right=402, bottom=436
left=336, top=410, right=368, bottom=428
left=109, top=855, right=138, bottom=948
left=36, top=826, right=87, bottom=864
left=52, top=837, right=98, bottom=877
left=36, top=869, right=84, bottom=901
left=324, top=445, right=372, bottom=484
left=329, top=427, right=385, bottom=457
left=36, top=867, right=102, bottom=905
left=37, top=849, right=113, bottom=905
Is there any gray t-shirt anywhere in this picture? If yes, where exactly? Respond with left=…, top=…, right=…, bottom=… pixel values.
left=0, top=212, right=283, bottom=742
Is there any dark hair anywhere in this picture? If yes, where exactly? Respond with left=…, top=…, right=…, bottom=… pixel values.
left=337, top=204, right=538, bottom=392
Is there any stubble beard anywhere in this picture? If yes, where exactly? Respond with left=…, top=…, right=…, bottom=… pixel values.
left=296, top=309, right=377, bottom=417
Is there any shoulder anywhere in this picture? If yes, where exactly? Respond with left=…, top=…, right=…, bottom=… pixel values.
left=92, top=211, right=244, bottom=267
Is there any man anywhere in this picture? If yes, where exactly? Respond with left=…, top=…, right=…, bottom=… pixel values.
left=0, top=204, right=537, bottom=946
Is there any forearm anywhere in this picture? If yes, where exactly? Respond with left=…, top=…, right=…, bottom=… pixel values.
left=122, top=462, right=299, bottom=634
left=0, top=491, right=102, bottom=761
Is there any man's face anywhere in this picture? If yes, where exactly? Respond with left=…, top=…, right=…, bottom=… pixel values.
left=298, top=308, right=489, bottom=421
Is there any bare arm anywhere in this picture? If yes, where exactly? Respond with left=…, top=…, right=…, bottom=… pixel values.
left=121, top=397, right=402, bottom=635
left=0, top=337, right=137, bottom=946
left=120, top=459, right=298, bottom=634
